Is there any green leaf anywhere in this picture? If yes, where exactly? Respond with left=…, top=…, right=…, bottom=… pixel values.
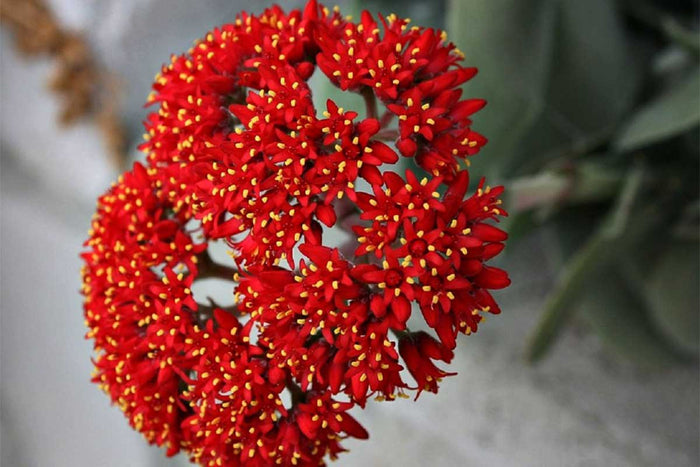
left=529, top=0, right=641, bottom=145
left=614, top=67, right=700, bottom=152
left=447, top=0, right=641, bottom=180
left=447, top=0, right=558, bottom=180
left=661, top=17, right=700, bottom=56
left=577, top=268, right=680, bottom=368
left=645, top=241, right=700, bottom=356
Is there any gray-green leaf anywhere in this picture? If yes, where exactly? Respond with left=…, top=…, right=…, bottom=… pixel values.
left=645, top=241, right=700, bottom=356
left=447, top=0, right=641, bottom=180
left=578, top=268, right=680, bottom=368
left=614, top=67, right=700, bottom=152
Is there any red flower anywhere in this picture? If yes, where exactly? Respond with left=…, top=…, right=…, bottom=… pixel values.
left=82, top=1, right=509, bottom=465
left=398, top=331, right=456, bottom=398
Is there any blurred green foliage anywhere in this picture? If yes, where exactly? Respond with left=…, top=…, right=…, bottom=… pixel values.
left=445, top=0, right=700, bottom=364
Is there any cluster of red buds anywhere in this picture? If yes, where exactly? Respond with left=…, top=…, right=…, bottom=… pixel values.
left=81, top=2, right=510, bottom=465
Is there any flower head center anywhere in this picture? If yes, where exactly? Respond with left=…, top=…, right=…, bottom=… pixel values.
left=408, top=238, right=428, bottom=257
left=385, top=269, right=404, bottom=288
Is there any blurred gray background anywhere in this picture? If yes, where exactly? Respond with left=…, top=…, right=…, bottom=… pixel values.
left=1, top=0, right=698, bottom=466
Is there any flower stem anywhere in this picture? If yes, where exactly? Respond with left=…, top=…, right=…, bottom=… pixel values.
left=390, top=328, right=411, bottom=340
left=376, top=129, right=399, bottom=141
left=361, top=86, right=378, bottom=120
left=286, top=377, right=306, bottom=406
left=197, top=250, right=238, bottom=280
left=194, top=299, right=239, bottom=324
left=379, top=110, right=395, bottom=128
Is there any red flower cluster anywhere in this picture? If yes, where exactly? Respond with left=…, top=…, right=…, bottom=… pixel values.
left=81, top=2, right=510, bottom=465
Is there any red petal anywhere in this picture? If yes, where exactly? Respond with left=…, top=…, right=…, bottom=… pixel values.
left=295, top=61, right=315, bottom=80
left=297, top=412, right=317, bottom=439
left=316, top=204, right=337, bottom=228
left=357, top=118, right=380, bottom=136
left=370, top=141, right=398, bottom=163
left=482, top=243, right=505, bottom=260
left=370, top=294, right=387, bottom=318
left=361, top=268, right=386, bottom=283
left=360, top=164, right=383, bottom=186
left=351, top=374, right=368, bottom=403
left=341, top=414, right=369, bottom=439
left=329, top=362, right=345, bottom=393
left=391, top=295, right=412, bottom=326
left=396, top=137, right=417, bottom=157
left=473, top=266, right=510, bottom=289
left=471, top=223, right=508, bottom=242
left=132, top=162, right=149, bottom=184
left=435, top=314, right=457, bottom=350
left=450, top=99, right=486, bottom=120
left=268, top=366, right=286, bottom=385
left=419, top=302, right=438, bottom=327
left=443, top=170, right=469, bottom=218
left=213, top=308, right=240, bottom=332
left=303, top=0, right=319, bottom=19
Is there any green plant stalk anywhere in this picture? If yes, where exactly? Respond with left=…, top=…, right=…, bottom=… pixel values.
left=619, top=0, right=700, bottom=56
left=525, top=165, right=646, bottom=362
left=506, top=162, right=625, bottom=213
left=525, top=226, right=615, bottom=362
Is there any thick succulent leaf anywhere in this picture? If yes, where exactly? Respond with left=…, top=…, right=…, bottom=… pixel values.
left=545, top=0, right=641, bottom=130
left=615, top=66, right=700, bottom=152
left=663, top=17, right=700, bottom=55
left=578, top=268, right=681, bottom=368
left=447, top=0, right=558, bottom=180
left=447, top=0, right=641, bottom=180
left=645, top=241, right=700, bottom=356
